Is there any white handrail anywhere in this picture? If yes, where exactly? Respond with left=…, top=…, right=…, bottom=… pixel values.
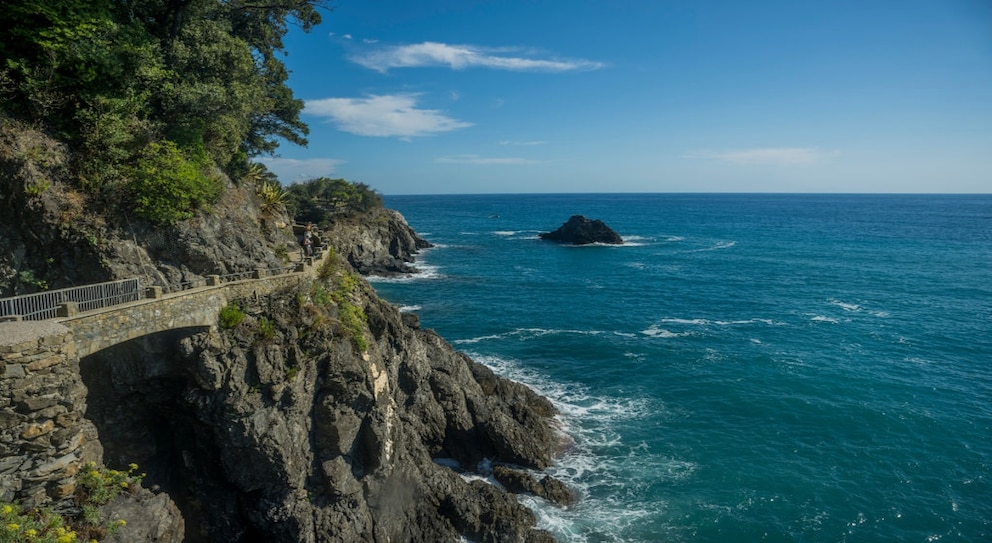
left=0, top=278, right=142, bottom=321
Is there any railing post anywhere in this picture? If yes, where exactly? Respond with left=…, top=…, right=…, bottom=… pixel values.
left=145, top=286, right=163, bottom=299
left=253, top=268, right=267, bottom=279
left=56, top=302, right=78, bottom=317
left=207, top=275, right=222, bottom=286
left=0, top=315, right=22, bottom=322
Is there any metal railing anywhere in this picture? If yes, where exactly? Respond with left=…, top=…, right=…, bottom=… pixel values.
left=1, top=262, right=308, bottom=321
left=0, top=278, right=142, bottom=321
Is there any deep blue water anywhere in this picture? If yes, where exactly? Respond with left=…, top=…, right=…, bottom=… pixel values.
left=373, top=194, right=992, bottom=543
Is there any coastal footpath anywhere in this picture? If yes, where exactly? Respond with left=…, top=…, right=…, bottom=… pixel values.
left=1, top=129, right=570, bottom=541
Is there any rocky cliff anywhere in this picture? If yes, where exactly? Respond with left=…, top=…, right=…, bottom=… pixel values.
left=1, top=121, right=569, bottom=541
left=321, top=208, right=433, bottom=277
left=82, top=260, right=565, bottom=542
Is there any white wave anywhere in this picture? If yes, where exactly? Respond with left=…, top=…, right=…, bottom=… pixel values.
left=454, top=328, right=608, bottom=345
left=830, top=299, right=862, bottom=312
left=640, top=326, right=691, bottom=339
left=665, top=235, right=685, bottom=242
left=467, top=353, right=692, bottom=542
left=656, top=317, right=785, bottom=327
left=398, top=305, right=421, bottom=313
left=687, top=240, right=736, bottom=252
left=367, top=263, right=444, bottom=284
left=622, top=235, right=651, bottom=242
left=561, top=242, right=627, bottom=248
left=452, top=333, right=507, bottom=345
left=811, top=315, right=839, bottom=324
left=493, top=230, right=517, bottom=236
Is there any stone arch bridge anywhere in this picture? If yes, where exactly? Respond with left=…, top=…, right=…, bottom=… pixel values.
left=0, top=259, right=323, bottom=506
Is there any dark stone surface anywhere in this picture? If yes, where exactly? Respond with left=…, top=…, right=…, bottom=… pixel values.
left=81, top=266, right=563, bottom=542
left=539, top=215, right=623, bottom=245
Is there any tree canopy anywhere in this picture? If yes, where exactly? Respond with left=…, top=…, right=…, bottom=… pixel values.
left=0, top=0, right=325, bottom=220
left=285, top=178, right=384, bottom=227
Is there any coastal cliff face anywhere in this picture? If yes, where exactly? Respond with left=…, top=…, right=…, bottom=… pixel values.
left=322, top=208, right=433, bottom=276
left=2, top=124, right=567, bottom=542
left=82, top=265, right=562, bottom=542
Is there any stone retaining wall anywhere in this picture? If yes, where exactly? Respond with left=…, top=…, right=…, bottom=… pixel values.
left=0, top=260, right=320, bottom=507
left=0, top=321, right=99, bottom=506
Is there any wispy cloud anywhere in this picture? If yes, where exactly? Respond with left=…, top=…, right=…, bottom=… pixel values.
left=684, top=147, right=838, bottom=165
left=256, top=157, right=345, bottom=183
left=435, top=154, right=539, bottom=165
left=499, top=140, right=548, bottom=146
left=351, top=41, right=605, bottom=73
left=305, top=94, right=472, bottom=138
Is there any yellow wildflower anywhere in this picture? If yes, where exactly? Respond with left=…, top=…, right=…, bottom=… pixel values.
left=25, top=528, right=37, bottom=538
left=6, top=523, right=19, bottom=531
left=128, top=463, right=139, bottom=471
left=117, top=519, right=126, bottom=526
left=120, top=481, right=129, bottom=489
left=1, top=504, right=12, bottom=514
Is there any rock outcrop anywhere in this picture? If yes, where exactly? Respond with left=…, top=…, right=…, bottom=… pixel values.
left=79, top=259, right=563, bottom=542
left=322, top=207, right=432, bottom=276
left=539, top=215, right=623, bottom=245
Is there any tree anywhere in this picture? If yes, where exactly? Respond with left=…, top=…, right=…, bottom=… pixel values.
left=0, top=0, right=327, bottom=217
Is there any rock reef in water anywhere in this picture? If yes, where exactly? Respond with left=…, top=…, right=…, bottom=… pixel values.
left=539, top=215, right=623, bottom=245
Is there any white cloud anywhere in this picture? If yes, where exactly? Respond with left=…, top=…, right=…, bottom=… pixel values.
left=305, top=94, right=472, bottom=138
left=499, top=140, right=548, bottom=146
left=256, top=157, right=345, bottom=183
left=351, top=41, right=605, bottom=73
left=684, top=147, right=839, bottom=165
left=435, top=154, right=539, bottom=165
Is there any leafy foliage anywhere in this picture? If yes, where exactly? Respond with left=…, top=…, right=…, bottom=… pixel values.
left=127, top=141, right=222, bottom=224
left=285, top=178, right=383, bottom=227
left=219, top=303, right=246, bottom=329
left=0, top=0, right=327, bottom=221
left=0, top=462, right=141, bottom=543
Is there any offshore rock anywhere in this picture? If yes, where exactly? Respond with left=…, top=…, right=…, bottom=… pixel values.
left=539, top=215, right=623, bottom=245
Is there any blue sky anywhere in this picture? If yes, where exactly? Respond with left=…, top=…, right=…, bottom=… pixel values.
left=260, top=0, right=992, bottom=194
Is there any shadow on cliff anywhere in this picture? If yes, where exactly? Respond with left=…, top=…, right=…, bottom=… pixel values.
left=80, top=328, right=265, bottom=543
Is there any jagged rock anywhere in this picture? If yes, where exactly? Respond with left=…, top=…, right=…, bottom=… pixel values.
left=100, top=488, right=185, bottom=543
left=493, top=465, right=577, bottom=507
left=80, top=261, right=563, bottom=542
left=322, top=207, right=432, bottom=276
left=539, top=215, right=623, bottom=245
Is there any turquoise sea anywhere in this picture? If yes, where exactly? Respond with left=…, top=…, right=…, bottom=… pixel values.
left=372, top=194, right=992, bottom=543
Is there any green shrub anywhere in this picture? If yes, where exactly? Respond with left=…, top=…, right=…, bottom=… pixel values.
left=255, top=180, right=287, bottom=213
left=0, top=462, right=141, bottom=543
left=218, top=304, right=245, bottom=329
left=258, top=317, right=276, bottom=339
left=77, top=462, right=143, bottom=506
left=338, top=302, right=368, bottom=352
left=1, top=503, right=76, bottom=543
left=128, top=141, right=221, bottom=224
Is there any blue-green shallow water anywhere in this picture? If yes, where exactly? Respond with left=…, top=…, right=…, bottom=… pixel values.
left=372, top=194, right=992, bottom=542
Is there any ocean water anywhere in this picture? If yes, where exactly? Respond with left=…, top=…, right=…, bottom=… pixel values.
left=372, top=194, right=992, bottom=543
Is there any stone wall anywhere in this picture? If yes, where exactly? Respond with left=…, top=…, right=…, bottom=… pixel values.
left=0, top=268, right=312, bottom=507
left=0, top=321, right=100, bottom=507
left=62, top=267, right=312, bottom=358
